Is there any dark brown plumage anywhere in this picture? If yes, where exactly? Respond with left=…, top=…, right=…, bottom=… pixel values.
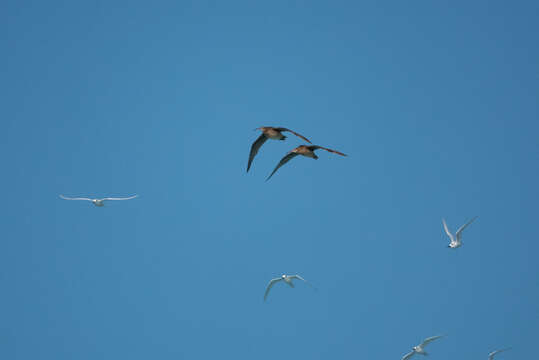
left=246, top=127, right=311, bottom=172
left=266, top=145, right=347, bottom=180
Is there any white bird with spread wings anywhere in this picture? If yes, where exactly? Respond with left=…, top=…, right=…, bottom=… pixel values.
left=488, top=348, right=511, bottom=360
left=60, top=194, right=138, bottom=207
left=401, top=335, right=444, bottom=360
left=264, top=274, right=314, bottom=301
left=443, top=216, right=478, bottom=248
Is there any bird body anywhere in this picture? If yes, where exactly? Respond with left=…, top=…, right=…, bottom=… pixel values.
left=259, top=127, right=287, bottom=140
left=92, top=199, right=105, bottom=207
left=443, top=217, right=478, bottom=248
left=412, top=345, right=428, bottom=355
left=283, top=276, right=295, bottom=287
left=292, top=145, right=319, bottom=159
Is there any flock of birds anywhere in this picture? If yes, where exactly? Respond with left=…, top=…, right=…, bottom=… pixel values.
left=402, top=336, right=510, bottom=360
left=246, top=126, right=347, bottom=180
left=59, top=126, right=511, bottom=359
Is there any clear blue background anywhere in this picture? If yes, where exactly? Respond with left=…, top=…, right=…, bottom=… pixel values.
left=1, top=1, right=538, bottom=359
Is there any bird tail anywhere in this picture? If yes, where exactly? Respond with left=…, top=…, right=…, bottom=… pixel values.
left=280, top=135, right=287, bottom=140
left=313, top=154, right=319, bottom=159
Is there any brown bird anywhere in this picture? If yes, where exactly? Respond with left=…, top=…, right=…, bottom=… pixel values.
left=266, top=145, right=347, bottom=180
left=247, top=127, right=312, bottom=172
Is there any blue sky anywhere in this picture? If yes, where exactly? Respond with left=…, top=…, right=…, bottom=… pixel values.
left=1, top=1, right=538, bottom=359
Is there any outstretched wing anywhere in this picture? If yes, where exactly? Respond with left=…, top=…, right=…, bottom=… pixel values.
left=307, top=145, right=347, bottom=156
left=442, top=219, right=453, bottom=238
left=290, top=274, right=314, bottom=288
left=488, top=347, right=511, bottom=360
left=420, top=335, right=444, bottom=348
left=264, top=278, right=283, bottom=301
left=266, top=152, right=299, bottom=181
left=275, top=127, right=312, bottom=144
left=59, top=195, right=92, bottom=201
left=247, top=134, right=268, bottom=172
left=101, top=195, right=139, bottom=201
left=455, top=216, right=478, bottom=240
left=401, top=351, right=415, bottom=360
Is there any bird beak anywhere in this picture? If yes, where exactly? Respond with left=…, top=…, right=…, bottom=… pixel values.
left=253, top=127, right=261, bottom=131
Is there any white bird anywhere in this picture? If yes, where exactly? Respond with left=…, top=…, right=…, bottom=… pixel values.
left=59, top=194, right=138, bottom=207
left=488, top=348, right=511, bottom=360
left=264, top=274, right=313, bottom=301
left=401, top=335, right=444, bottom=360
left=443, top=216, right=478, bottom=248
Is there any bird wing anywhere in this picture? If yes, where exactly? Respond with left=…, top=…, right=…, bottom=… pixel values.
left=442, top=219, right=453, bottom=238
left=264, top=278, right=283, bottom=301
left=275, top=127, right=312, bottom=143
left=488, top=348, right=511, bottom=360
left=307, top=145, right=347, bottom=156
left=266, top=152, right=299, bottom=181
left=247, top=134, right=268, bottom=172
left=401, top=350, right=416, bottom=360
left=420, top=335, right=444, bottom=347
left=59, top=195, right=92, bottom=201
left=455, top=216, right=478, bottom=239
left=290, top=275, right=314, bottom=288
left=101, top=195, right=139, bottom=201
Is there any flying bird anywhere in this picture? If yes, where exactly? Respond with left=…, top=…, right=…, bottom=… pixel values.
left=264, top=274, right=313, bottom=301
left=488, top=348, right=511, bottom=360
left=401, top=335, right=444, bottom=360
left=59, top=195, right=138, bottom=207
left=266, top=145, right=347, bottom=180
left=443, top=216, right=478, bottom=248
left=247, top=127, right=311, bottom=172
